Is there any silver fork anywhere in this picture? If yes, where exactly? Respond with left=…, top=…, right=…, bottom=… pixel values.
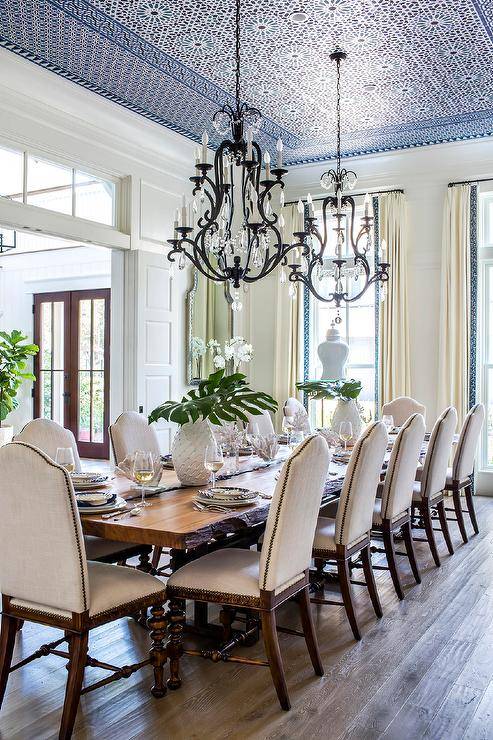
left=193, top=501, right=229, bottom=513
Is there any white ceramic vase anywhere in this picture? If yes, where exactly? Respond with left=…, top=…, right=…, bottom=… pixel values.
left=0, top=425, right=14, bottom=448
left=330, top=399, right=362, bottom=442
left=171, top=419, right=215, bottom=486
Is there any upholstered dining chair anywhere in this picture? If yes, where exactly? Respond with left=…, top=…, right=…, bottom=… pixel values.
left=444, top=403, right=485, bottom=543
left=245, top=409, right=275, bottom=437
left=15, top=418, right=150, bottom=566
left=382, top=396, right=426, bottom=427
left=371, top=413, right=426, bottom=600
left=283, top=397, right=311, bottom=435
left=411, top=406, right=457, bottom=567
left=0, top=442, right=167, bottom=740
left=311, top=421, right=388, bottom=641
left=109, top=410, right=161, bottom=465
left=165, top=434, right=331, bottom=710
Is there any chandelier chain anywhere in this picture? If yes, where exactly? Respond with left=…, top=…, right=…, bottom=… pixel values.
left=336, top=55, right=341, bottom=174
left=234, top=0, right=241, bottom=111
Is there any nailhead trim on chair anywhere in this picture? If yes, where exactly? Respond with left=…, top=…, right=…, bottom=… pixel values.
left=421, top=408, right=452, bottom=500
left=452, top=405, right=477, bottom=481
left=8, top=604, right=73, bottom=622
left=337, top=424, right=377, bottom=545
left=382, top=414, right=417, bottom=520
left=90, top=589, right=166, bottom=620
left=167, top=584, right=262, bottom=608
left=261, top=435, right=316, bottom=591
left=11, top=442, right=89, bottom=611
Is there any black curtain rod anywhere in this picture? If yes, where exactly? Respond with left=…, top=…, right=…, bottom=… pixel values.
left=448, top=177, right=493, bottom=187
left=285, top=187, right=404, bottom=206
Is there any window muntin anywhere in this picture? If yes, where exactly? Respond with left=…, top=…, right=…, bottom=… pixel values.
left=0, top=143, right=117, bottom=226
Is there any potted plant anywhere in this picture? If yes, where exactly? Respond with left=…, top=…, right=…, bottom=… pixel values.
left=0, top=330, right=39, bottom=446
left=149, top=369, right=277, bottom=485
left=296, top=378, right=363, bottom=442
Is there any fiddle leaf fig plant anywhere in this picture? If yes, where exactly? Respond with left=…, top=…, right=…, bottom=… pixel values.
left=296, top=378, right=362, bottom=402
left=149, top=369, right=278, bottom=427
left=0, top=330, right=39, bottom=426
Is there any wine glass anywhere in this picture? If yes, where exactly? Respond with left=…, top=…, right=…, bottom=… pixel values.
left=55, top=447, right=75, bottom=473
left=133, top=450, right=154, bottom=508
left=338, top=421, right=353, bottom=452
left=204, top=442, right=224, bottom=489
left=289, top=429, right=304, bottom=451
left=282, top=415, right=294, bottom=446
left=382, top=414, right=394, bottom=432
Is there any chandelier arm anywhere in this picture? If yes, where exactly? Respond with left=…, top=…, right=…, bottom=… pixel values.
left=168, top=241, right=227, bottom=282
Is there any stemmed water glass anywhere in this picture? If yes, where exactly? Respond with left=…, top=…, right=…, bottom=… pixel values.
left=382, top=414, right=394, bottom=432
left=55, top=447, right=75, bottom=473
left=133, top=450, right=154, bottom=508
left=204, top=442, right=224, bottom=489
left=282, top=415, right=294, bottom=446
left=338, top=421, right=353, bottom=452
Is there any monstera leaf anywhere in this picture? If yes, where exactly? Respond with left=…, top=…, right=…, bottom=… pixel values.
left=296, top=378, right=362, bottom=402
left=149, top=369, right=278, bottom=426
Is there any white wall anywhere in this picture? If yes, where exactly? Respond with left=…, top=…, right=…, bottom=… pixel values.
left=0, top=49, right=196, bottom=443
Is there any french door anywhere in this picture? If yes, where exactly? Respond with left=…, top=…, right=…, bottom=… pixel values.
left=33, top=289, right=111, bottom=459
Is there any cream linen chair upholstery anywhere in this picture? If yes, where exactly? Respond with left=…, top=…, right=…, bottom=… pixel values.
left=283, top=397, right=311, bottom=435
left=245, top=409, right=275, bottom=437
left=411, top=406, right=457, bottom=567
left=444, top=403, right=485, bottom=543
left=382, top=396, right=426, bottom=427
left=15, top=418, right=148, bottom=566
left=371, top=414, right=426, bottom=599
left=0, top=442, right=166, bottom=739
left=15, top=418, right=82, bottom=472
left=109, top=411, right=161, bottom=465
left=165, top=434, right=330, bottom=710
left=312, top=421, right=388, bottom=641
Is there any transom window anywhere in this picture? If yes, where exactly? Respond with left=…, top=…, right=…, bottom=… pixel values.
left=0, top=143, right=116, bottom=226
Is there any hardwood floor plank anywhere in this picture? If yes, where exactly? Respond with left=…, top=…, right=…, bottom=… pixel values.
left=1, top=497, right=492, bottom=740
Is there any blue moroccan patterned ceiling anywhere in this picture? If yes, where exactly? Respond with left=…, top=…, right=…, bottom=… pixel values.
left=0, top=0, right=492, bottom=164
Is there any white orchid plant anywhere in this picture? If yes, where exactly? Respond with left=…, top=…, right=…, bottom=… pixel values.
left=207, top=336, right=254, bottom=371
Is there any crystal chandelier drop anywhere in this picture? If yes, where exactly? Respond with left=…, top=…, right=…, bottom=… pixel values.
left=291, top=50, right=390, bottom=316
left=167, top=0, right=291, bottom=311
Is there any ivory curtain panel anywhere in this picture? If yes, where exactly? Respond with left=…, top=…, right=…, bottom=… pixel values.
left=378, top=191, right=411, bottom=409
left=437, top=184, right=472, bottom=427
left=273, top=203, right=302, bottom=427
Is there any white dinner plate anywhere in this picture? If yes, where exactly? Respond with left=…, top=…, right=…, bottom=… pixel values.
left=74, top=481, right=111, bottom=491
left=78, top=496, right=127, bottom=514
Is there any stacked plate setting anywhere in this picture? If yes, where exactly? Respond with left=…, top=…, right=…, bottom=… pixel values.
left=195, top=487, right=258, bottom=508
left=71, top=473, right=126, bottom=514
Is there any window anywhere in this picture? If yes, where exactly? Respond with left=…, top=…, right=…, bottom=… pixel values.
left=0, top=143, right=117, bottom=226
left=306, top=202, right=377, bottom=428
left=479, top=191, right=493, bottom=469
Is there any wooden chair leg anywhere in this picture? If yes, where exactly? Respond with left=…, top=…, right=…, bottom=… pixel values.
left=402, top=520, right=421, bottom=584
left=452, top=490, right=469, bottom=543
left=148, top=604, right=167, bottom=698
left=422, top=502, right=441, bottom=567
left=337, top=558, right=361, bottom=641
left=361, top=544, right=383, bottom=616
left=151, top=546, right=163, bottom=570
left=166, top=598, right=185, bottom=691
left=465, top=484, right=479, bottom=534
left=298, top=586, right=323, bottom=676
left=0, top=614, right=18, bottom=709
left=382, top=527, right=404, bottom=600
left=436, top=499, right=454, bottom=555
left=260, top=609, right=290, bottom=710
left=59, top=631, right=88, bottom=740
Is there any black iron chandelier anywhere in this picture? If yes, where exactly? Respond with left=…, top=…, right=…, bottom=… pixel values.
left=295, top=50, right=390, bottom=314
left=166, top=2, right=389, bottom=312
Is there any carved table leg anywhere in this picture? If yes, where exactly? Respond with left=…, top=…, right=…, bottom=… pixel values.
left=166, top=598, right=185, bottom=690
left=148, top=604, right=167, bottom=698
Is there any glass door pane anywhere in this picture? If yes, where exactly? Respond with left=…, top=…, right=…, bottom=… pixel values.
left=73, top=290, right=110, bottom=459
left=34, top=293, right=70, bottom=428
